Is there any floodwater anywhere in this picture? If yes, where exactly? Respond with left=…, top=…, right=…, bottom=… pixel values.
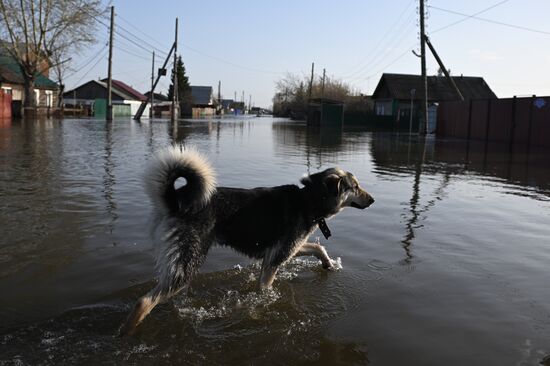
left=1, top=117, right=550, bottom=365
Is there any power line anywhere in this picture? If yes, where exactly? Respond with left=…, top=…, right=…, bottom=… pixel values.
left=340, top=0, right=415, bottom=78
left=72, top=48, right=109, bottom=87
left=64, top=44, right=108, bottom=79
left=83, top=8, right=170, bottom=58
left=117, top=14, right=171, bottom=53
left=83, top=6, right=283, bottom=76
left=433, top=2, right=507, bottom=34
left=114, top=27, right=168, bottom=57
left=344, top=15, right=416, bottom=82
left=114, top=44, right=151, bottom=61
left=346, top=0, right=517, bottom=88
left=181, top=43, right=282, bottom=74
left=428, top=4, right=550, bottom=36
left=431, top=0, right=509, bottom=33
left=366, top=47, right=414, bottom=80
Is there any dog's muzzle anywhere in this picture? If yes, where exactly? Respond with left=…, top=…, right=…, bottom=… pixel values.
left=350, top=194, right=375, bottom=209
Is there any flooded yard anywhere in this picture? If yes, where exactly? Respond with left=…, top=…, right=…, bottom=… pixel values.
left=1, top=117, right=549, bottom=365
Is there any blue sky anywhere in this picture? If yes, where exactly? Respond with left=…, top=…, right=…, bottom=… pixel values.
left=64, top=0, right=550, bottom=108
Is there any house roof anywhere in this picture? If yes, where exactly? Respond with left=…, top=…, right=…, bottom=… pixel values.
left=221, top=99, right=233, bottom=108
left=0, top=54, right=58, bottom=89
left=144, top=91, right=168, bottom=101
left=101, top=78, right=146, bottom=101
left=372, top=73, right=497, bottom=101
left=191, top=86, right=213, bottom=105
left=62, top=79, right=135, bottom=100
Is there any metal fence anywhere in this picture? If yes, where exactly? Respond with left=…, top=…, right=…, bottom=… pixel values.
left=436, top=96, right=550, bottom=148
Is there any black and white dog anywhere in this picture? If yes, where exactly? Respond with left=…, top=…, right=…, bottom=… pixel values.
left=121, top=146, right=374, bottom=335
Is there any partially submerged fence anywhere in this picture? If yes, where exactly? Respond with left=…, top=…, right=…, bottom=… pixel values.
left=436, top=96, right=550, bottom=148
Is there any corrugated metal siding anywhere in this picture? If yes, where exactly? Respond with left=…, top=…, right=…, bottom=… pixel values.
left=437, top=97, right=550, bottom=147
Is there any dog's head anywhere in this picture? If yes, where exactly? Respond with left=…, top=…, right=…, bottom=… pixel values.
left=301, top=168, right=374, bottom=217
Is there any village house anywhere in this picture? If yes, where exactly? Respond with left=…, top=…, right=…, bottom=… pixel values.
left=0, top=53, right=59, bottom=117
left=190, top=85, right=215, bottom=117
left=151, top=85, right=216, bottom=118
left=62, top=79, right=150, bottom=118
left=372, top=73, right=497, bottom=125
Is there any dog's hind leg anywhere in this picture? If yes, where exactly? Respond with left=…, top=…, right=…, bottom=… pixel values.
left=294, top=242, right=334, bottom=269
left=120, top=285, right=170, bottom=336
left=120, top=233, right=210, bottom=336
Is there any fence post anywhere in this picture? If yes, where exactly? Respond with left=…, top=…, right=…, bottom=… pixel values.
left=484, top=99, right=492, bottom=143
left=526, top=95, right=536, bottom=155
left=466, top=99, right=473, bottom=140
left=509, top=96, right=517, bottom=151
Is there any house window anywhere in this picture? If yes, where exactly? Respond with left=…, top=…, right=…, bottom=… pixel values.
left=34, top=89, right=40, bottom=106
left=375, top=101, right=392, bottom=116
left=45, top=90, right=53, bottom=107
left=1, top=87, right=12, bottom=95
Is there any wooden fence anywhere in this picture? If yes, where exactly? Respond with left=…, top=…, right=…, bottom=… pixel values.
left=436, top=96, right=550, bottom=148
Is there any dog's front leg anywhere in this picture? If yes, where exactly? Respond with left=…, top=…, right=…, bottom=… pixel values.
left=294, top=242, right=334, bottom=269
left=259, top=257, right=279, bottom=290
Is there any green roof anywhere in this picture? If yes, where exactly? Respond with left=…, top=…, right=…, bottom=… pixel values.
left=0, top=55, right=58, bottom=89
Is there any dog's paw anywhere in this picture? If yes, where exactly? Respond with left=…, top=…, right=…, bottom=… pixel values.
left=322, top=257, right=343, bottom=271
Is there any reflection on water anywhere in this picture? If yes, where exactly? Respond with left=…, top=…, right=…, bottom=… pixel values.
left=1, top=117, right=550, bottom=365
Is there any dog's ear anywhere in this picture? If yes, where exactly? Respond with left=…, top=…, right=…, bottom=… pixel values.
left=325, top=174, right=342, bottom=197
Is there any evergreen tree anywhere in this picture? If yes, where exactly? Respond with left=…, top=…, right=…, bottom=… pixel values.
left=167, top=56, right=193, bottom=116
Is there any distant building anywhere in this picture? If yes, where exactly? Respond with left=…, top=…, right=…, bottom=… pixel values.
left=220, top=99, right=233, bottom=112
left=0, top=53, right=58, bottom=117
left=190, top=85, right=215, bottom=117
left=372, top=73, right=497, bottom=122
left=144, top=91, right=168, bottom=102
left=63, top=79, right=150, bottom=118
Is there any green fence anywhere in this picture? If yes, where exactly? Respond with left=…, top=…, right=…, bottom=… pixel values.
left=94, top=99, right=131, bottom=118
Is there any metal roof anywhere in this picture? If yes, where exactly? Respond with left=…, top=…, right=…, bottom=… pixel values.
left=102, top=79, right=147, bottom=101
left=191, top=86, right=213, bottom=105
left=62, top=80, right=134, bottom=100
left=0, top=55, right=58, bottom=89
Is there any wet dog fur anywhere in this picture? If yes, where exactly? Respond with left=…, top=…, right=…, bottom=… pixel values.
left=120, top=146, right=374, bottom=335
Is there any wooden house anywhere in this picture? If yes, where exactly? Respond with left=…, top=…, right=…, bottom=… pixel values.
left=0, top=53, right=59, bottom=117
left=372, top=73, right=497, bottom=126
left=63, top=79, right=150, bottom=118
left=190, top=85, right=215, bottom=117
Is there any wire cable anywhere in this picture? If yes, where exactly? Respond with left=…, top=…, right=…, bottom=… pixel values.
left=71, top=48, right=109, bottom=87
left=429, top=4, right=550, bottom=36
left=64, top=44, right=108, bottom=80
left=340, top=0, right=415, bottom=78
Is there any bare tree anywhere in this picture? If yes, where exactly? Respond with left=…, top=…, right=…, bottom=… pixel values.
left=273, top=72, right=357, bottom=117
left=0, top=0, right=104, bottom=109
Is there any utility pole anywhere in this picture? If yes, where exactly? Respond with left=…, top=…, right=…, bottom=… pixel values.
left=234, top=91, right=237, bottom=101
left=150, top=51, right=155, bottom=118
left=424, top=36, right=464, bottom=101
left=106, top=5, right=114, bottom=121
left=320, top=68, right=326, bottom=124
left=133, top=43, right=175, bottom=120
left=171, top=17, right=178, bottom=122
left=419, top=0, right=428, bottom=134
left=321, top=68, right=326, bottom=99
left=248, top=94, right=251, bottom=112
left=218, top=80, right=221, bottom=114
left=308, top=62, right=315, bottom=100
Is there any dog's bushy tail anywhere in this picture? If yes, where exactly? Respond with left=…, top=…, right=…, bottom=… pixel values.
left=145, top=145, right=216, bottom=214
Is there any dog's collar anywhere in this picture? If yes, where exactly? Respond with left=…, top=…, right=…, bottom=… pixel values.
left=315, top=218, right=332, bottom=240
